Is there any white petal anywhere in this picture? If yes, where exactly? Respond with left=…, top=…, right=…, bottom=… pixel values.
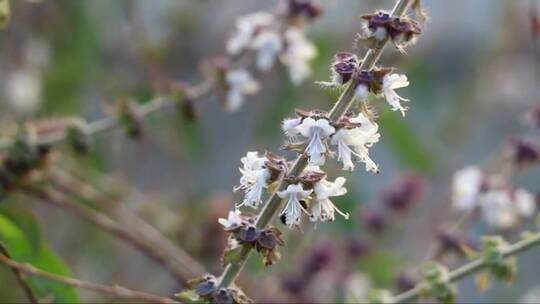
left=514, top=188, right=536, bottom=217
left=452, top=166, right=483, bottom=212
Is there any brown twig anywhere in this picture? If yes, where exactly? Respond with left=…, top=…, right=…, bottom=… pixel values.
left=0, top=244, right=39, bottom=303
left=0, top=251, right=179, bottom=304
left=0, top=79, right=215, bottom=150
left=46, top=167, right=207, bottom=279
left=21, top=184, right=205, bottom=284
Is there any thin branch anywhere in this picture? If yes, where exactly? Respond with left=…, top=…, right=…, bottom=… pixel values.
left=21, top=184, right=205, bottom=284
left=46, top=167, right=207, bottom=281
left=0, top=251, right=179, bottom=304
left=0, top=244, right=39, bottom=304
left=0, top=79, right=215, bottom=150
left=216, top=0, right=415, bottom=289
left=391, top=232, right=540, bottom=303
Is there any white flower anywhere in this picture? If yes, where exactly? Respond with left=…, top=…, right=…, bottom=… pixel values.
left=354, top=84, right=370, bottom=101
left=226, top=12, right=274, bottom=55
left=235, top=152, right=270, bottom=209
left=280, top=28, right=317, bottom=85
left=344, top=273, right=372, bottom=303
left=3, top=68, right=42, bottom=115
left=311, top=176, right=349, bottom=222
left=295, top=117, right=335, bottom=166
left=451, top=166, right=484, bottom=212
left=330, top=113, right=380, bottom=172
left=382, top=73, right=410, bottom=116
left=225, top=69, right=260, bottom=112
left=218, top=210, right=243, bottom=230
left=278, top=183, right=312, bottom=227
left=251, top=30, right=283, bottom=71
left=514, top=188, right=536, bottom=217
left=282, top=117, right=302, bottom=137
left=479, top=190, right=518, bottom=229
left=478, top=188, right=536, bottom=230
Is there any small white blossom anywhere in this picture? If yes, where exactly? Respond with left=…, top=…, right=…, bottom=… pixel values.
left=251, top=30, right=283, bottom=71
left=354, top=84, right=370, bottom=101
left=451, top=166, right=484, bottom=212
left=478, top=188, right=536, bottom=230
left=311, top=176, right=349, bottom=222
left=3, top=68, right=42, bottom=115
left=280, top=28, right=317, bottom=85
left=295, top=117, right=335, bottom=166
left=226, top=12, right=274, bottom=55
left=282, top=117, right=302, bottom=137
left=514, top=188, right=536, bottom=217
left=225, top=69, right=260, bottom=112
left=382, top=73, right=410, bottom=116
left=479, top=190, right=519, bottom=229
left=344, top=273, right=372, bottom=303
left=235, top=152, right=270, bottom=209
left=330, top=113, right=380, bottom=172
left=278, top=183, right=312, bottom=227
left=218, top=210, right=243, bottom=230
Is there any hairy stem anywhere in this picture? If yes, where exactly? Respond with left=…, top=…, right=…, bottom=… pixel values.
left=391, top=232, right=540, bottom=303
left=217, top=0, right=413, bottom=289
left=0, top=80, right=214, bottom=150
left=0, top=251, right=179, bottom=304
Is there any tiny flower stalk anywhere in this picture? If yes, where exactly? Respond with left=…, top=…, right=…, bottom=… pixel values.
left=214, top=0, right=416, bottom=292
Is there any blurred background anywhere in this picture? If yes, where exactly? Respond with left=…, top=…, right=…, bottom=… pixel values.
left=1, top=0, right=539, bottom=303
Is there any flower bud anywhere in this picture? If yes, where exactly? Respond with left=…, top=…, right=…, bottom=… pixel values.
left=507, top=138, right=539, bottom=167
left=382, top=173, right=424, bottom=212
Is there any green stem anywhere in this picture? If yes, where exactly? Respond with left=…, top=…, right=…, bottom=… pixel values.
left=391, top=232, right=540, bottom=303
left=217, top=0, right=413, bottom=289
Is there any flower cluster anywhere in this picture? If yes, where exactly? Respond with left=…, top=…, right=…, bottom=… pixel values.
left=219, top=210, right=284, bottom=266
left=213, top=6, right=421, bottom=278
left=283, top=109, right=381, bottom=172
left=233, top=152, right=287, bottom=209
left=359, top=11, right=422, bottom=53
left=226, top=1, right=319, bottom=75
left=176, top=275, right=252, bottom=304
left=219, top=0, right=321, bottom=111
left=452, top=166, right=537, bottom=229
left=232, top=152, right=349, bottom=229
left=319, top=52, right=411, bottom=116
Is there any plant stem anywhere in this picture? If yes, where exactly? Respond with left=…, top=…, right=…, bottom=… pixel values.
left=0, top=80, right=214, bottom=150
left=391, top=232, right=540, bottom=303
left=22, top=184, right=205, bottom=284
left=0, top=251, right=180, bottom=304
left=0, top=244, right=39, bottom=304
left=217, top=0, right=413, bottom=289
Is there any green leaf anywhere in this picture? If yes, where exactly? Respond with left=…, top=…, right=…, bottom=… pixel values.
left=0, top=0, right=10, bottom=29
left=0, top=214, right=33, bottom=257
left=0, top=214, right=80, bottom=303
left=0, top=205, right=43, bottom=253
